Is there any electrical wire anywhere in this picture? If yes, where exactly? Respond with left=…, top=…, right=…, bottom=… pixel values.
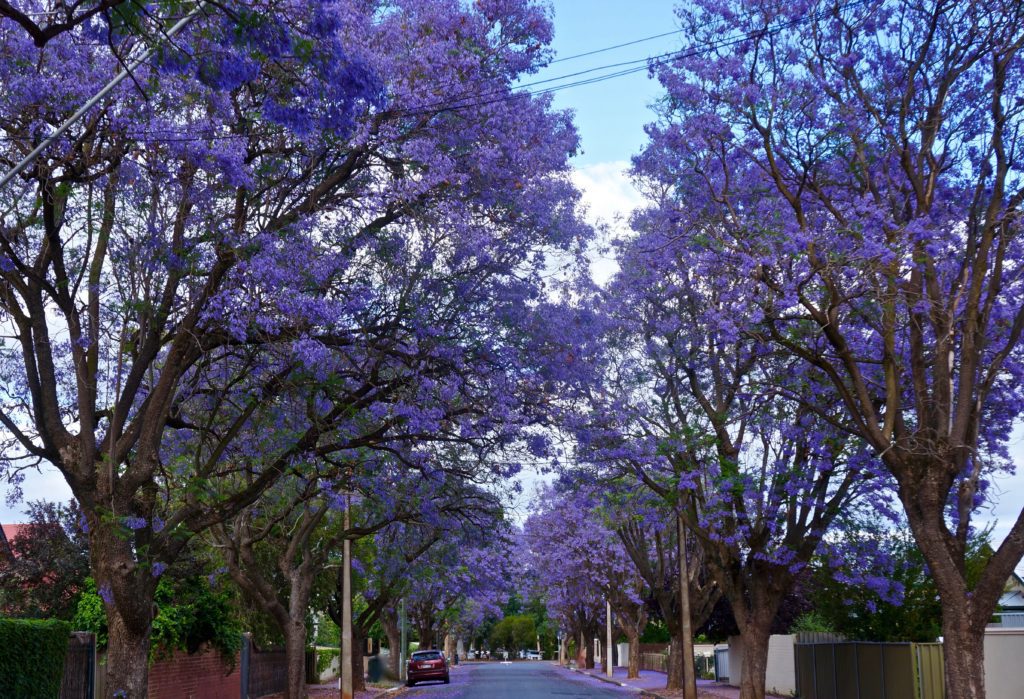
left=0, top=0, right=873, bottom=149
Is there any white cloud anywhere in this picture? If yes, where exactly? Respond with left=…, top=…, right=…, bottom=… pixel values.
left=571, top=160, right=644, bottom=286
left=1, top=465, right=73, bottom=522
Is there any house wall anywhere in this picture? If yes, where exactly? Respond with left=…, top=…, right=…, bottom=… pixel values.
left=985, top=628, right=1024, bottom=699
left=726, top=634, right=797, bottom=696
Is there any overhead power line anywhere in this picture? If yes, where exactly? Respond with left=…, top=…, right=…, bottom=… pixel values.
left=0, top=2, right=209, bottom=190
left=393, top=0, right=872, bottom=118
left=0, top=0, right=871, bottom=153
left=547, top=27, right=684, bottom=64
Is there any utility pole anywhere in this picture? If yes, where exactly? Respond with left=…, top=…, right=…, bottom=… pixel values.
left=340, top=490, right=353, bottom=699
left=400, top=598, right=408, bottom=681
left=606, top=600, right=614, bottom=678
left=678, top=509, right=697, bottom=699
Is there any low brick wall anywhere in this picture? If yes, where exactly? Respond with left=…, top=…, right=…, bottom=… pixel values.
left=146, top=648, right=240, bottom=699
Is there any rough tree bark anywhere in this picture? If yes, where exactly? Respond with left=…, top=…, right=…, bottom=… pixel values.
left=381, top=609, right=402, bottom=678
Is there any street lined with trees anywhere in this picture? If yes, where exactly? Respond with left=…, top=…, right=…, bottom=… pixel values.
left=2, top=2, right=1024, bottom=699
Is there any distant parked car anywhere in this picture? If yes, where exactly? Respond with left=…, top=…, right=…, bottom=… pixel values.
left=406, top=649, right=450, bottom=687
left=525, top=650, right=542, bottom=660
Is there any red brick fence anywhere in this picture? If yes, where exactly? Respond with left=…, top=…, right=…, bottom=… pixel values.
left=60, top=633, right=315, bottom=699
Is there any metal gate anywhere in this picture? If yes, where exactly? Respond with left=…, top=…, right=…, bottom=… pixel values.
left=59, top=632, right=95, bottom=699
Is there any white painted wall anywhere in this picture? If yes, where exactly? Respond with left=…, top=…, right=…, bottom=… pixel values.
left=726, top=634, right=796, bottom=696
left=985, top=628, right=1024, bottom=699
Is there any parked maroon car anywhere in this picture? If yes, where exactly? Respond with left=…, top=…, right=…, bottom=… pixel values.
left=407, top=649, right=450, bottom=686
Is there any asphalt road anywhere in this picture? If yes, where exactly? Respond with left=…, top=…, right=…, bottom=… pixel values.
left=400, top=661, right=637, bottom=698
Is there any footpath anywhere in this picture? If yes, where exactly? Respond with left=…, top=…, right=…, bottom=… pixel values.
left=563, top=663, right=783, bottom=699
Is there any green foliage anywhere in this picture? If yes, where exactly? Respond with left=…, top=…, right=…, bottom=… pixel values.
left=639, top=620, right=671, bottom=643
left=72, top=576, right=241, bottom=663
left=316, top=647, right=340, bottom=677
left=807, top=527, right=994, bottom=642
left=489, top=615, right=537, bottom=653
left=151, top=575, right=242, bottom=663
left=0, top=618, right=71, bottom=698
left=315, top=618, right=340, bottom=647
left=71, top=579, right=107, bottom=648
left=789, top=611, right=835, bottom=634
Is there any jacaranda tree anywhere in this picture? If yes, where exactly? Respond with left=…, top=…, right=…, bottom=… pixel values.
left=641, top=1, right=1024, bottom=696
left=0, top=1, right=587, bottom=696
left=578, top=221, right=889, bottom=699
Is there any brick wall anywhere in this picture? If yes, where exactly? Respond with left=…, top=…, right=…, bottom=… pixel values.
left=146, top=648, right=240, bottom=699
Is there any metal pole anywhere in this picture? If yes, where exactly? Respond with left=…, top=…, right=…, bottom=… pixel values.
left=400, top=599, right=408, bottom=681
left=678, top=510, right=697, bottom=699
left=0, top=2, right=208, bottom=191
left=341, top=491, right=353, bottom=699
left=606, top=600, right=614, bottom=677
left=240, top=633, right=251, bottom=699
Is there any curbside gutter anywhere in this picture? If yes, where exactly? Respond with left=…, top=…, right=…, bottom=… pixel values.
left=564, top=666, right=642, bottom=693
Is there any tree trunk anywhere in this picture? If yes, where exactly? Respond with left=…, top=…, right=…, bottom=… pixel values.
left=382, top=613, right=401, bottom=677
left=92, top=521, right=156, bottom=699
left=576, top=632, right=586, bottom=668
left=418, top=623, right=433, bottom=650
left=737, top=623, right=771, bottom=699
left=626, top=630, right=641, bottom=680
left=103, top=608, right=151, bottom=699
left=585, top=636, right=595, bottom=669
left=941, top=603, right=987, bottom=699
left=284, top=619, right=307, bottom=699
left=351, top=624, right=366, bottom=692
left=666, top=637, right=683, bottom=690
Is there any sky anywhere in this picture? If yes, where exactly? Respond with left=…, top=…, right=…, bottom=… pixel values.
left=3, top=0, right=1024, bottom=574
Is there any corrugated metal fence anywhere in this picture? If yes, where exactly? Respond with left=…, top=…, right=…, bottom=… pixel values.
left=794, top=641, right=945, bottom=699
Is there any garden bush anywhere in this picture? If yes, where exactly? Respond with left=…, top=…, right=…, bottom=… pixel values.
left=316, top=647, right=341, bottom=678
left=0, top=618, right=71, bottom=698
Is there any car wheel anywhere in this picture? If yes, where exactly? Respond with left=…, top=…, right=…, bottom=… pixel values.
left=406, top=680, right=415, bottom=687
left=444, top=675, right=450, bottom=684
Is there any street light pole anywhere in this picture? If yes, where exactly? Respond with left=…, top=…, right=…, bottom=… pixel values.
left=341, top=491, right=353, bottom=699
left=400, top=598, right=408, bottom=681
left=606, top=600, right=613, bottom=678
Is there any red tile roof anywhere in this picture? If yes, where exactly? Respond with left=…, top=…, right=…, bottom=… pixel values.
left=1, top=523, right=27, bottom=558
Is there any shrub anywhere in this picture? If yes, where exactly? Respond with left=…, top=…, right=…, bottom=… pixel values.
left=316, top=647, right=341, bottom=677
left=0, top=618, right=71, bottom=698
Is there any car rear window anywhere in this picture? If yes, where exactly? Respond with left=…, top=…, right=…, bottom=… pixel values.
left=413, top=651, right=443, bottom=660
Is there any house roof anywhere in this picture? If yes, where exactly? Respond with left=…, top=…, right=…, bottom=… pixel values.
left=1, top=524, right=27, bottom=558
left=1, top=524, right=26, bottom=541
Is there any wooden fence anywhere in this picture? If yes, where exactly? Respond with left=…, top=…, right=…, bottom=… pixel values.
left=59, top=632, right=95, bottom=699
left=639, top=650, right=715, bottom=679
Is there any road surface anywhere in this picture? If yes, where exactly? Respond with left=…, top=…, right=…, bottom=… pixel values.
left=401, top=661, right=637, bottom=698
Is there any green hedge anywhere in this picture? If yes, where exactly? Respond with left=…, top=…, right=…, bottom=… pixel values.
left=316, top=647, right=341, bottom=677
left=0, top=618, right=71, bottom=698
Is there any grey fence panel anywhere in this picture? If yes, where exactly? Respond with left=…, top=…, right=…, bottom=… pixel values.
left=794, top=645, right=812, bottom=697
left=856, top=644, right=885, bottom=699
left=882, top=645, right=914, bottom=698
left=60, top=632, right=95, bottom=699
left=833, top=644, right=861, bottom=699
left=794, top=640, right=947, bottom=699
left=814, top=643, right=837, bottom=699
left=714, top=647, right=729, bottom=682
